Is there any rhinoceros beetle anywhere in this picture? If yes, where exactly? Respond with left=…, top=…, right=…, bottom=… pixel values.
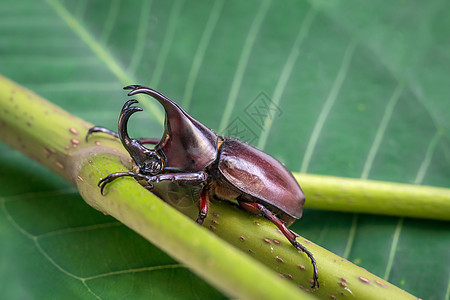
left=86, top=85, right=319, bottom=288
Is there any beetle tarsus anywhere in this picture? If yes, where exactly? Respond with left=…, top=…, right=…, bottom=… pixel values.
left=238, top=201, right=319, bottom=288
left=98, top=171, right=159, bottom=194
left=292, top=239, right=319, bottom=288
left=98, top=172, right=145, bottom=194
left=196, top=211, right=207, bottom=225
left=85, top=126, right=119, bottom=142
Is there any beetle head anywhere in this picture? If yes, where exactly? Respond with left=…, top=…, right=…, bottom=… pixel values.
left=118, top=100, right=163, bottom=175
left=123, top=85, right=218, bottom=172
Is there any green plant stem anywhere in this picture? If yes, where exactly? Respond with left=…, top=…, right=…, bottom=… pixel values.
left=76, top=154, right=314, bottom=300
left=0, top=75, right=425, bottom=299
left=295, top=173, right=450, bottom=220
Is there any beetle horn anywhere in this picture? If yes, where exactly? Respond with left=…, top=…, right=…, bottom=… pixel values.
left=124, top=85, right=218, bottom=172
left=118, top=99, right=142, bottom=150
left=118, top=99, right=160, bottom=173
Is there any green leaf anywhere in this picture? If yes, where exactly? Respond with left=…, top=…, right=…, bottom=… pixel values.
left=0, top=0, right=449, bottom=299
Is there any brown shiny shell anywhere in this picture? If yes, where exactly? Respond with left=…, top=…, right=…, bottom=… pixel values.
left=156, top=108, right=218, bottom=172
left=217, top=138, right=305, bottom=223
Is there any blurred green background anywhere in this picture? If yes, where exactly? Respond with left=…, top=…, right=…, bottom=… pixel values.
left=0, top=0, right=449, bottom=299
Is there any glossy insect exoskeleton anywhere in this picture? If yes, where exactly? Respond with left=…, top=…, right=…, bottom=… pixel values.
left=86, top=85, right=319, bottom=288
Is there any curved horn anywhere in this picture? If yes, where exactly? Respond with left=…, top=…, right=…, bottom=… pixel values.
left=124, top=85, right=191, bottom=122
left=118, top=99, right=161, bottom=174
left=123, top=85, right=218, bottom=172
left=118, top=99, right=142, bottom=148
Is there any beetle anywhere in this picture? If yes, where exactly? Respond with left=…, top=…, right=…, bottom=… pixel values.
left=86, top=85, right=319, bottom=288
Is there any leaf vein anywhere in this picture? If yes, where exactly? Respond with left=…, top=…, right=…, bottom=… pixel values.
left=182, top=0, right=224, bottom=110
left=149, top=0, right=184, bottom=88
left=37, top=222, right=122, bottom=239
left=128, top=0, right=153, bottom=74
left=342, top=214, right=358, bottom=259
left=415, top=129, right=443, bottom=184
left=300, top=40, right=356, bottom=173
left=383, top=217, right=404, bottom=281
left=84, top=264, right=184, bottom=281
left=218, top=0, right=272, bottom=133
left=100, top=0, right=120, bottom=45
left=257, top=7, right=316, bottom=150
left=361, top=83, right=403, bottom=179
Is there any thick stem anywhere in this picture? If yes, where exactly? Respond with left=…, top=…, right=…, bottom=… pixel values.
left=296, top=173, right=450, bottom=220
left=0, top=75, right=425, bottom=299
left=75, top=152, right=313, bottom=300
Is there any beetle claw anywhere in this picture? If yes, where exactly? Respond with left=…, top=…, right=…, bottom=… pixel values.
left=98, top=177, right=110, bottom=195
left=85, top=126, right=119, bottom=142
left=97, top=172, right=139, bottom=195
left=85, top=128, right=94, bottom=142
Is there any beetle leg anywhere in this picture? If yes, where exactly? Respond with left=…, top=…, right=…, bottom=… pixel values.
left=143, top=172, right=210, bottom=224
left=238, top=201, right=319, bottom=288
left=196, top=188, right=209, bottom=225
left=146, top=172, right=208, bottom=185
left=86, top=126, right=159, bottom=145
left=99, top=171, right=208, bottom=194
